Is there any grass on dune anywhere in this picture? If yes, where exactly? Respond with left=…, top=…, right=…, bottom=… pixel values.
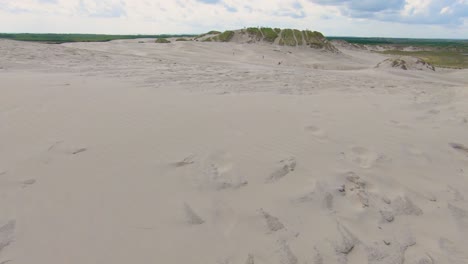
left=293, top=29, right=303, bottom=45
left=280, top=29, right=296, bottom=46
left=213, top=30, right=235, bottom=42
left=260, top=27, right=278, bottom=42
left=155, top=38, right=171, bottom=43
left=379, top=50, right=468, bottom=69
left=245, top=27, right=263, bottom=40
left=329, top=36, right=468, bottom=68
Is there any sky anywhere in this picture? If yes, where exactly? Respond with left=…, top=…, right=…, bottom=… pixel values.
left=0, top=0, right=467, bottom=38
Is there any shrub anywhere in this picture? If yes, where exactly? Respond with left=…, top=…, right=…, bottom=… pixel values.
left=155, top=38, right=171, bottom=43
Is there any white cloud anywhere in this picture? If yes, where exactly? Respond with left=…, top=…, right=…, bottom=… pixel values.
left=0, top=0, right=466, bottom=38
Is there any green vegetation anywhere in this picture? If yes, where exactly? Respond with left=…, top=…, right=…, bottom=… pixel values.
left=380, top=50, right=468, bottom=69
left=329, top=36, right=468, bottom=68
left=175, top=38, right=189, bottom=41
left=246, top=27, right=263, bottom=40
left=303, top=30, right=326, bottom=47
left=280, top=29, right=296, bottom=46
left=274, top=28, right=281, bottom=34
left=293, top=29, right=303, bottom=46
left=260, top=27, right=278, bottom=42
left=327, top=36, right=468, bottom=49
left=0, top=33, right=195, bottom=44
left=194, top=30, right=221, bottom=40
left=155, top=38, right=171, bottom=43
left=246, top=27, right=260, bottom=35
left=212, top=30, right=235, bottom=42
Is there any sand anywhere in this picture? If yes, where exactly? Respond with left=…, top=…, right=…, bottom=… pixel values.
left=1, top=38, right=468, bottom=264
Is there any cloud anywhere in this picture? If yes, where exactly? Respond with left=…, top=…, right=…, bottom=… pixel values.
left=0, top=0, right=466, bottom=38
left=196, top=0, right=221, bottom=3
left=78, top=0, right=126, bottom=18
left=309, top=0, right=468, bottom=25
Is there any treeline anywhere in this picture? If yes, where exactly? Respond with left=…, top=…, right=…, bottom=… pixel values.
left=0, top=33, right=197, bottom=43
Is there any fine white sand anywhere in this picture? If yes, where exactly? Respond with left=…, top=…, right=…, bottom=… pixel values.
left=1, top=38, right=468, bottom=264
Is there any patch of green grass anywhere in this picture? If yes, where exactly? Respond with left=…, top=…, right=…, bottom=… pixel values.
left=293, top=29, right=303, bottom=45
left=274, top=28, right=281, bottom=34
left=246, top=27, right=263, bottom=40
left=0, top=33, right=195, bottom=44
left=379, top=50, right=468, bottom=69
left=280, top=29, right=296, bottom=46
left=303, top=30, right=326, bottom=47
left=155, top=38, right=171, bottom=43
left=175, top=38, right=189, bottom=41
left=327, top=36, right=468, bottom=50
left=213, top=30, right=235, bottom=42
left=260, top=27, right=278, bottom=42
left=194, top=31, right=221, bottom=40
left=246, top=27, right=260, bottom=35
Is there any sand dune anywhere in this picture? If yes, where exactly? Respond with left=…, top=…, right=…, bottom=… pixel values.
left=1, top=38, right=468, bottom=264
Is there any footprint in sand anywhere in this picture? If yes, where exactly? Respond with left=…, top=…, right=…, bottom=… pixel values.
left=439, top=238, right=468, bottom=264
left=278, top=240, right=298, bottom=264
left=346, top=146, right=388, bottom=169
left=259, top=209, right=285, bottom=232
left=172, top=154, right=196, bottom=167
left=448, top=203, right=468, bottom=230
left=183, top=203, right=205, bottom=225
left=334, top=222, right=359, bottom=258
left=305, top=126, right=327, bottom=141
left=294, top=181, right=338, bottom=211
left=201, top=151, right=248, bottom=191
left=449, top=143, right=468, bottom=156
left=403, top=146, right=432, bottom=164
left=448, top=186, right=465, bottom=201
left=342, top=171, right=371, bottom=208
left=390, top=120, right=411, bottom=130
left=266, top=158, right=296, bottom=183
left=366, top=228, right=416, bottom=264
left=245, top=254, right=255, bottom=264
left=45, top=140, right=88, bottom=158
left=21, top=179, right=36, bottom=188
left=0, top=220, right=15, bottom=253
left=71, top=148, right=87, bottom=155
left=391, top=196, right=423, bottom=216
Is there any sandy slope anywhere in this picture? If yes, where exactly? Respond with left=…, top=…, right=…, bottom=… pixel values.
left=1, top=38, right=468, bottom=264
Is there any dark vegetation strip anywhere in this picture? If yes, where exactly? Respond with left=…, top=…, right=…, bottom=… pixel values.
left=0, top=33, right=196, bottom=44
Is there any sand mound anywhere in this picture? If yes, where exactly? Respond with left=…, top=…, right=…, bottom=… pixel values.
left=375, top=57, right=436, bottom=71
left=332, top=40, right=368, bottom=51
left=196, top=27, right=339, bottom=52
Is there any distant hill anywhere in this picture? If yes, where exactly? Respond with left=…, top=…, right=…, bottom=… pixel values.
left=195, top=28, right=339, bottom=52
left=0, top=33, right=196, bottom=44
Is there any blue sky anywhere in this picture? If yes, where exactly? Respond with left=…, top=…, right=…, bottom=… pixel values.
left=0, top=0, right=467, bottom=38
